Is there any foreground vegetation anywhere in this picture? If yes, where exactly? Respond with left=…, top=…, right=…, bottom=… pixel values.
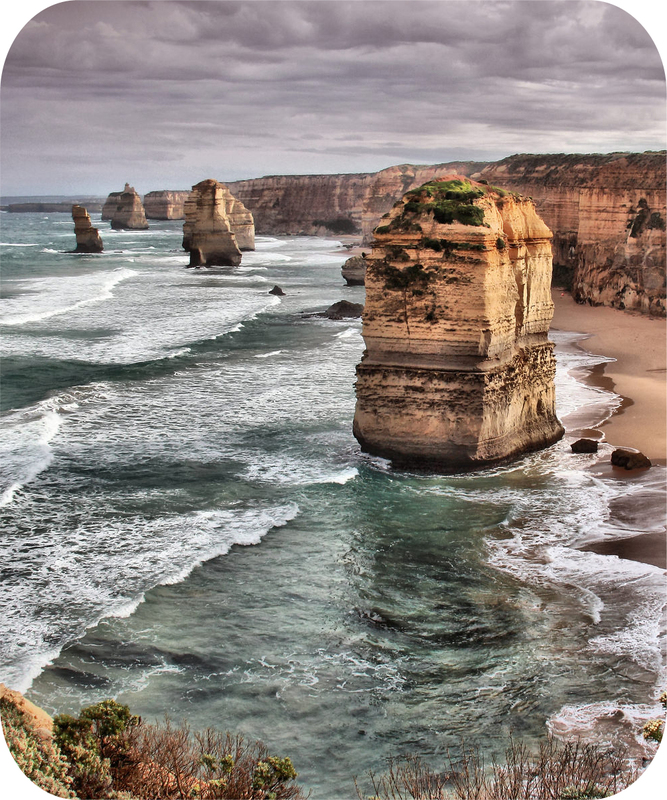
left=3, top=691, right=664, bottom=799
left=2, top=696, right=305, bottom=799
left=355, top=738, right=639, bottom=800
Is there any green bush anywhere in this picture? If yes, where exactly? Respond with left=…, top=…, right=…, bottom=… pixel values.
left=1, top=696, right=74, bottom=798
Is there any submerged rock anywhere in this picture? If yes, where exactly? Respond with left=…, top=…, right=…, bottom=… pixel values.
left=611, top=448, right=651, bottom=470
left=108, top=184, right=149, bottom=230
left=182, top=179, right=254, bottom=267
left=71, top=205, right=103, bottom=253
left=571, top=438, right=599, bottom=453
left=342, top=255, right=367, bottom=285
left=321, top=300, right=364, bottom=319
left=353, top=176, right=564, bottom=470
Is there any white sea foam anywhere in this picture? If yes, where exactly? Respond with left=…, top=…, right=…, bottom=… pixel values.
left=0, top=501, right=299, bottom=692
left=0, top=267, right=137, bottom=326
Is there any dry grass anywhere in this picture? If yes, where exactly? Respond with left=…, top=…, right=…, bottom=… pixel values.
left=355, top=736, right=638, bottom=800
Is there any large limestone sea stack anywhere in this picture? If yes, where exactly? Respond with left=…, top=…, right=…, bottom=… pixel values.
left=104, top=184, right=149, bottom=230
left=182, top=179, right=255, bottom=267
left=353, top=177, right=564, bottom=470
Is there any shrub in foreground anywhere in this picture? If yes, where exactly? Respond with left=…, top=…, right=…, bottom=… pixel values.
left=355, top=736, right=638, bottom=800
left=51, top=699, right=306, bottom=799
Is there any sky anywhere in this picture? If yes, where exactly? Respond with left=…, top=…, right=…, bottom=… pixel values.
left=0, top=0, right=665, bottom=197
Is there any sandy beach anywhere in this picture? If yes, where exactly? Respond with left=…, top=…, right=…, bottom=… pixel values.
left=551, top=290, right=666, bottom=569
left=551, top=290, right=666, bottom=463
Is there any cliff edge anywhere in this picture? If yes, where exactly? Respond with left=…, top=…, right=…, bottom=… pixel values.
left=353, top=177, right=564, bottom=470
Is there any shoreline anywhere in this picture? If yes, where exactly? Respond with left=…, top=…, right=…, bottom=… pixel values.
left=550, top=290, right=666, bottom=570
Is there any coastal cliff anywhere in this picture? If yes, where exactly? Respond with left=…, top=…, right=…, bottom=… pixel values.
left=227, top=152, right=665, bottom=315
left=182, top=179, right=245, bottom=267
left=353, top=177, right=564, bottom=470
left=227, top=161, right=488, bottom=241
left=474, top=153, right=666, bottom=315
left=143, top=190, right=190, bottom=220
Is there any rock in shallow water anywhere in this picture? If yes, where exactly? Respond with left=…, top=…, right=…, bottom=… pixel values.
left=321, top=300, right=364, bottom=319
left=571, top=438, right=599, bottom=453
left=611, top=448, right=651, bottom=470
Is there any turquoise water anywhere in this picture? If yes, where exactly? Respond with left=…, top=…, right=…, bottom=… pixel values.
left=1, top=212, right=665, bottom=797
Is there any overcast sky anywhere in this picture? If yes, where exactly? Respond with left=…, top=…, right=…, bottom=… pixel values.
left=0, top=0, right=665, bottom=196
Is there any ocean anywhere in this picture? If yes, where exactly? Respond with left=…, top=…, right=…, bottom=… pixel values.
left=1, top=212, right=665, bottom=797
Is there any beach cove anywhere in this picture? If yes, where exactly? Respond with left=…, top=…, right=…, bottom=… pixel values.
left=0, top=216, right=664, bottom=797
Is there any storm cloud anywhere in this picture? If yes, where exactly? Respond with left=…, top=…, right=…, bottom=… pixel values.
left=1, top=0, right=664, bottom=195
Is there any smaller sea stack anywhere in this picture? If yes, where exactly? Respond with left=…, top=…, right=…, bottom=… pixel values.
left=71, top=205, right=103, bottom=252
left=182, top=179, right=247, bottom=267
left=108, top=184, right=149, bottom=230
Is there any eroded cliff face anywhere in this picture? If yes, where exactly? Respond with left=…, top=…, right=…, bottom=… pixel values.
left=143, top=190, right=190, bottom=219
left=353, top=177, right=564, bottom=470
left=71, top=205, right=103, bottom=253
left=182, top=179, right=247, bottom=267
left=474, top=153, right=666, bottom=315
left=227, top=161, right=488, bottom=241
left=227, top=152, right=665, bottom=315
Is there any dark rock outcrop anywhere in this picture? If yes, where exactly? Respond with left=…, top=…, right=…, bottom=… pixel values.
left=107, top=184, right=149, bottom=230
left=342, top=255, right=367, bottom=286
left=182, top=179, right=243, bottom=267
left=269, top=285, right=285, bottom=296
left=321, top=300, right=364, bottom=319
left=353, top=177, right=564, bottom=470
left=571, top=438, right=599, bottom=453
left=71, top=205, right=103, bottom=252
left=611, top=448, right=651, bottom=470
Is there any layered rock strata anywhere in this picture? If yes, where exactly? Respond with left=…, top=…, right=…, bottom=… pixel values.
left=474, top=153, right=666, bottom=316
left=353, top=177, right=564, bottom=470
left=143, top=190, right=190, bottom=219
left=107, top=184, right=149, bottom=230
left=182, top=179, right=246, bottom=267
left=71, top=205, right=103, bottom=252
left=341, top=255, right=367, bottom=285
left=228, top=152, right=665, bottom=315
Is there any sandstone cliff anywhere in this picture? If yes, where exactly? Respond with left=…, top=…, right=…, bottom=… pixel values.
left=143, top=190, right=190, bottom=220
left=182, top=179, right=245, bottom=267
left=228, top=161, right=488, bottom=242
left=353, top=177, right=564, bottom=470
left=474, top=153, right=666, bottom=315
left=107, top=184, right=149, bottom=230
left=227, top=152, right=665, bottom=316
left=71, top=205, right=103, bottom=253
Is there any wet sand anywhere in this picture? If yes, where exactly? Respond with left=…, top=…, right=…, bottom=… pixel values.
left=551, top=290, right=666, bottom=463
left=551, top=291, right=666, bottom=570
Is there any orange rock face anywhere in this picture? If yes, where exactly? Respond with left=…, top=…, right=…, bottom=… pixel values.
left=144, top=190, right=190, bottom=220
left=228, top=152, right=665, bottom=316
left=71, top=205, right=103, bottom=253
left=353, top=177, right=564, bottom=470
left=475, top=153, right=666, bottom=316
left=182, top=179, right=250, bottom=267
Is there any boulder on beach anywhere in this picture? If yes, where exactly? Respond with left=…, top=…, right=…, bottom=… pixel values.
left=610, top=448, right=651, bottom=470
left=571, top=438, right=599, bottom=453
